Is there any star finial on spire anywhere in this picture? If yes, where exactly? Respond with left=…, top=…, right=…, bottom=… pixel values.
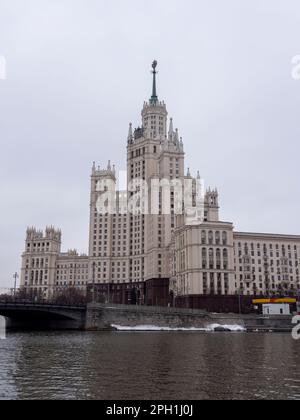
left=150, top=60, right=158, bottom=105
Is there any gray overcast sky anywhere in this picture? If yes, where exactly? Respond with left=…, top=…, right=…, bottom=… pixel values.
left=0, top=0, right=300, bottom=288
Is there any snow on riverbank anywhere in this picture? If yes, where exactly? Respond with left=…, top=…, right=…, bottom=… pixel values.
left=111, top=324, right=246, bottom=332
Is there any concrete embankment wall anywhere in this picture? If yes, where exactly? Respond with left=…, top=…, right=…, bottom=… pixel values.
left=85, top=304, right=244, bottom=331
left=85, top=304, right=294, bottom=332
left=241, top=314, right=293, bottom=332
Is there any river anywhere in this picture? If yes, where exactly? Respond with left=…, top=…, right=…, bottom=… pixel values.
left=0, top=332, right=299, bottom=400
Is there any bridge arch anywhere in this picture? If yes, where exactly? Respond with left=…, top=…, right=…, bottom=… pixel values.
left=0, top=303, right=86, bottom=331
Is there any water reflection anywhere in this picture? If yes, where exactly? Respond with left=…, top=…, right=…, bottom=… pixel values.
left=0, top=332, right=299, bottom=400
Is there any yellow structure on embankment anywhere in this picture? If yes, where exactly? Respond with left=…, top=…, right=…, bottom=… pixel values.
left=253, top=298, right=296, bottom=305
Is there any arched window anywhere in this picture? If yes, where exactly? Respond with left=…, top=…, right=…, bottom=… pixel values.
left=209, top=248, right=214, bottom=269
left=202, top=248, right=207, bottom=269
left=223, top=249, right=228, bottom=270
left=201, top=231, right=206, bottom=245
left=203, top=272, right=208, bottom=294
left=35, top=271, right=39, bottom=285
left=222, top=231, right=228, bottom=246
left=208, top=231, right=214, bottom=245
left=215, top=231, right=220, bottom=245
left=216, top=248, right=221, bottom=269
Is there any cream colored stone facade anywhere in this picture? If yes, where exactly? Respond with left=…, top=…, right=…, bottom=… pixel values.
left=20, top=63, right=300, bottom=300
left=21, top=227, right=89, bottom=299
left=171, top=221, right=235, bottom=297
left=233, top=232, right=300, bottom=296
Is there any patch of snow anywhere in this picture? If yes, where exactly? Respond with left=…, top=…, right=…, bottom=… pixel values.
left=208, top=324, right=246, bottom=332
left=111, top=324, right=245, bottom=332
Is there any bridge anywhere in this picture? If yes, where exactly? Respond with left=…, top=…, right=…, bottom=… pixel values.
left=0, top=302, right=86, bottom=330
left=0, top=300, right=213, bottom=331
left=0, top=301, right=293, bottom=332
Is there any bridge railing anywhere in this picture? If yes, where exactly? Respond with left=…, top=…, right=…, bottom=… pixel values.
left=0, top=288, right=208, bottom=314
left=88, top=302, right=208, bottom=316
left=0, top=287, right=88, bottom=307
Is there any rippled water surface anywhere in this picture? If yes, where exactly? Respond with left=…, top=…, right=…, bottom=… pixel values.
left=0, top=332, right=299, bottom=400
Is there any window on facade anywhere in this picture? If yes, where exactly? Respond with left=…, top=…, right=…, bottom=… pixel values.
left=223, top=249, right=228, bottom=270
left=202, top=248, right=207, bottom=269
left=209, top=248, right=214, bottom=269
left=216, top=249, right=221, bottom=270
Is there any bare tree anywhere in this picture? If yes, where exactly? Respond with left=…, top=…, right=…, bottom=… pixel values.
left=52, top=288, right=87, bottom=306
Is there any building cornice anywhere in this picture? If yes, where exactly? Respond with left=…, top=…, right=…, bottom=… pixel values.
left=234, top=231, right=300, bottom=241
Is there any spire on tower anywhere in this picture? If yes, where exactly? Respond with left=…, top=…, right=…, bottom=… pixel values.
left=150, top=60, right=158, bottom=105
left=168, top=118, right=174, bottom=139
left=128, top=123, right=133, bottom=143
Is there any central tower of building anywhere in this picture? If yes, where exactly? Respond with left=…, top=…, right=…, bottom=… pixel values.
left=127, top=61, right=185, bottom=291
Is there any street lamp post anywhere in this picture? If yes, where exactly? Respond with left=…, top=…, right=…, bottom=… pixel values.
left=13, top=272, right=19, bottom=299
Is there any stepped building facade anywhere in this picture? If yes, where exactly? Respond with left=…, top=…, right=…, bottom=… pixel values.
left=20, top=62, right=300, bottom=311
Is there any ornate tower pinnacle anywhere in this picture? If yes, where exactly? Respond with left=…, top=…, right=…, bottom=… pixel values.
left=127, top=122, right=133, bottom=144
left=150, top=60, right=158, bottom=105
left=142, top=61, right=167, bottom=139
left=168, top=118, right=174, bottom=139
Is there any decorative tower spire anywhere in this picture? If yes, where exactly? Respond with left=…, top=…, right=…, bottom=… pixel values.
left=150, top=60, right=158, bottom=105
left=127, top=123, right=133, bottom=143
left=168, top=118, right=174, bottom=139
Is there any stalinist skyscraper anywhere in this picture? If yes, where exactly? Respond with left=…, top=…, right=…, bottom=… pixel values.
left=20, top=61, right=300, bottom=311
left=89, top=61, right=185, bottom=304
